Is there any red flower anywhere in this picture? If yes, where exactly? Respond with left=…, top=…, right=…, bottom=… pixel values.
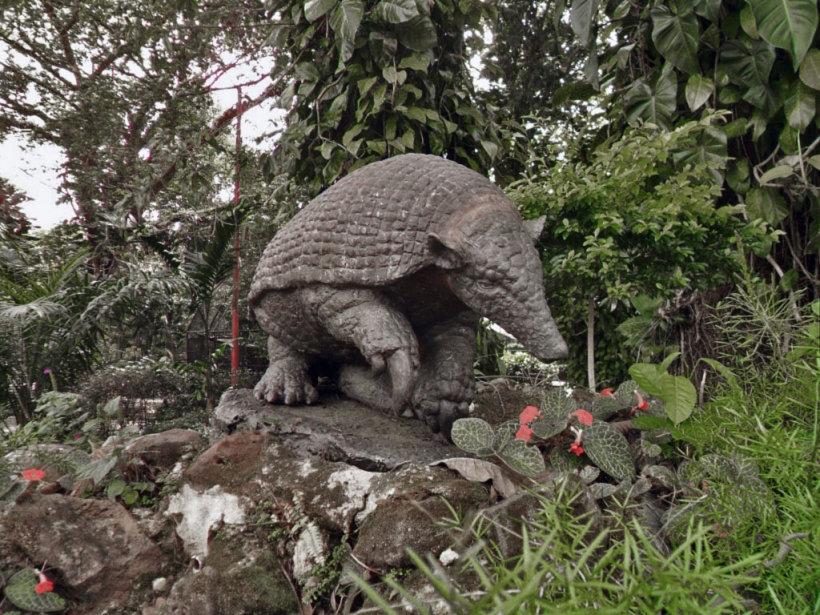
left=572, top=409, right=593, bottom=426
left=519, top=406, right=540, bottom=424
left=22, top=469, right=46, bottom=482
left=515, top=425, right=534, bottom=442
left=35, top=579, right=54, bottom=594
left=569, top=442, right=584, bottom=456
left=634, top=392, right=649, bottom=411
left=599, top=388, right=614, bottom=397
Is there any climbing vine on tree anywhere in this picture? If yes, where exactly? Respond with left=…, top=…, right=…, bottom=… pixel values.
left=566, top=0, right=820, bottom=296
left=261, top=0, right=520, bottom=194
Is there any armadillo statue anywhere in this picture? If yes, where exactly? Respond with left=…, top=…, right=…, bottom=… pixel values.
left=249, top=154, right=568, bottom=436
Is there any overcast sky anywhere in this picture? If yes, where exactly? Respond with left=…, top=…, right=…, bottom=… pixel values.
left=1, top=74, right=277, bottom=231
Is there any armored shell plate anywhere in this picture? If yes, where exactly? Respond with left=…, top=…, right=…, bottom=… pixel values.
left=249, top=154, right=518, bottom=304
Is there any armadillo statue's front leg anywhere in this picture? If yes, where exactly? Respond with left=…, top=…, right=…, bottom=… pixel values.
left=412, top=311, right=479, bottom=436
left=254, top=336, right=320, bottom=405
left=303, top=286, right=421, bottom=413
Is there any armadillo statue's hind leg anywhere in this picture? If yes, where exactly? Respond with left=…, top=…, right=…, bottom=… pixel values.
left=303, top=286, right=421, bottom=413
left=254, top=336, right=320, bottom=405
left=412, top=312, right=479, bottom=436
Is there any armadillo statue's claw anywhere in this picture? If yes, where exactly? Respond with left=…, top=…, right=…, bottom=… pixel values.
left=249, top=154, right=568, bottom=438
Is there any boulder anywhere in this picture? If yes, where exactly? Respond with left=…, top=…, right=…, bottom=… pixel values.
left=212, top=389, right=456, bottom=471
left=124, top=428, right=204, bottom=470
left=0, top=493, right=163, bottom=614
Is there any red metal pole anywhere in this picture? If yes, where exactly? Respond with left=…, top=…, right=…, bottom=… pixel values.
left=231, top=87, right=242, bottom=386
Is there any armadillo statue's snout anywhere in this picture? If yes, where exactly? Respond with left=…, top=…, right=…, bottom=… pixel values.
left=249, top=154, right=568, bottom=436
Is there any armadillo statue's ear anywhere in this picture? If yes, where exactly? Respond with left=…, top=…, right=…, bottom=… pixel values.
left=522, top=216, right=546, bottom=243
left=428, top=232, right=464, bottom=270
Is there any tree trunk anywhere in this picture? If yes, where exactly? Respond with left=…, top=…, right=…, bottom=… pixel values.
left=587, top=296, right=596, bottom=392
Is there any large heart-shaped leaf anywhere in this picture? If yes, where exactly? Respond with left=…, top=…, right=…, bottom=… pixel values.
left=749, top=0, right=819, bottom=69
left=746, top=187, right=790, bottom=225
left=720, top=37, right=777, bottom=111
left=651, top=4, right=700, bottom=75
left=397, top=15, right=437, bottom=52
left=658, top=373, right=696, bottom=425
left=799, top=48, right=820, bottom=90
left=785, top=79, right=816, bottom=130
left=624, top=64, right=677, bottom=128
left=375, top=0, right=419, bottom=24
left=329, top=0, right=364, bottom=41
left=305, top=0, right=337, bottom=22
left=686, top=74, right=714, bottom=111
left=570, top=0, right=600, bottom=47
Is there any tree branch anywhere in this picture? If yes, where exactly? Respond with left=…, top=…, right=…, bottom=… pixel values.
left=146, top=53, right=303, bottom=199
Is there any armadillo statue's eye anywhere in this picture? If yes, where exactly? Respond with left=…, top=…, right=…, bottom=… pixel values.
left=474, top=280, right=495, bottom=294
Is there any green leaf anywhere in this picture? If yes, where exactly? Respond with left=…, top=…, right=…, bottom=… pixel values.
left=740, top=5, right=760, bottom=39
left=496, top=439, right=546, bottom=478
left=74, top=455, right=118, bottom=483
left=492, top=420, right=521, bottom=453
left=699, top=357, right=740, bottom=391
left=686, top=74, right=714, bottom=111
left=593, top=395, right=625, bottom=421
left=651, top=4, right=700, bottom=75
left=581, top=421, right=636, bottom=481
left=799, top=48, right=820, bottom=90
left=103, top=395, right=121, bottom=416
left=629, top=363, right=664, bottom=398
left=624, top=64, right=677, bottom=128
left=785, top=79, right=816, bottom=130
left=749, top=0, right=819, bottom=69
left=481, top=140, right=499, bottom=160
left=451, top=418, right=495, bottom=455
left=107, top=478, right=126, bottom=501
left=305, top=0, right=337, bottom=22
left=693, top=0, right=721, bottom=22
left=383, top=66, right=399, bottom=83
left=323, top=148, right=346, bottom=183
left=659, top=351, right=681, bottom=373
left=404, top=106, right=428, bottom=122
left=401, top=128, right=415, bottom=149
left=5, top=569, right=66, bottom=612
left=357, top=76, right=379, bottom=95
left=632, top=415, right=674, bottom=430
left=570, top=0, right=600, bottom=47
left=397, top=15, right=438, bottom=51
left=398, top=52, right=431, bottom=72
left=375, top=0, right=419, bottom=23
left=807, top=154, right=820, bottom=170
left=342, top=124, right=365, bottom=147
left=759, top=164, right=795, bottom=183
left=720, top=38, right=777, bottom=111
left=295, top=62, right=321, bottom=82
left=329, top=0, right=364, bottom=40
left=659, top=374, right=696, bottom=425
left=746, top=187, right=790, bottom=226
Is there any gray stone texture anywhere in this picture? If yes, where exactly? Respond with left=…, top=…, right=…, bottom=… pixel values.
left=249, top=154, right=568, bottom=436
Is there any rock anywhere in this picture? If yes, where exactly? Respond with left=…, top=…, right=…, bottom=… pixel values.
left=124, top=429, right=204, bottom=470
left=163, top=538, right=298, bottom=615
left=165, top=484, right=246, bottom=559
left=152, top=577, right=168, bottom=593
left=477, top=491, right=543, bottom=560
left=213, top=389, right=458, bottom=471
left=0, top=493, right=163, bottom=615
left=186, top=429, right=270, bottom=492
left=352, top=466, right=489, bottom=569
